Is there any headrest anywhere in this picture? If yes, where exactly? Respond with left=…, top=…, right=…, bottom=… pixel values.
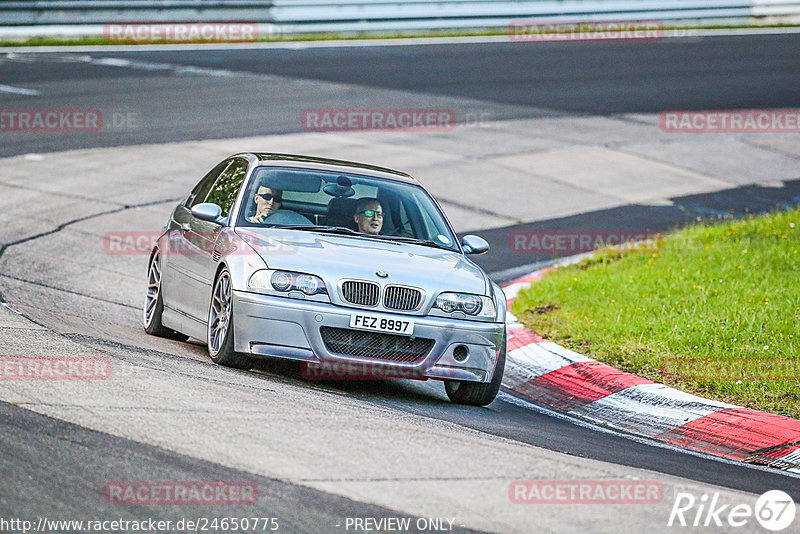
left=328, top=197, right=356, bottom=217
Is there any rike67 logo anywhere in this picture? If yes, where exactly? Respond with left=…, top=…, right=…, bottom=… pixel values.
left=668, top=490, right=795, bottom=531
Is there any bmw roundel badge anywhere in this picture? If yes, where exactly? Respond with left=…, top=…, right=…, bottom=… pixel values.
left=376, top=270, right=389, bottom=278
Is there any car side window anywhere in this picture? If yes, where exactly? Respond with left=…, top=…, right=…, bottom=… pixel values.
left=204, top=159, right=249, bottom=217
left=187, top=160, right=232, bottom=208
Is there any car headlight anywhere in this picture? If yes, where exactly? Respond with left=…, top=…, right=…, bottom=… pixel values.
left=434, top=292, right=495, bottom=318
left=248, top=269, right=327, bottom=296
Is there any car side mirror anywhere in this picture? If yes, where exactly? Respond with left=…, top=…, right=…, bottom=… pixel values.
left=461, top=235, right=489, bottom=255
left=191, top=203, right=225, bottom=225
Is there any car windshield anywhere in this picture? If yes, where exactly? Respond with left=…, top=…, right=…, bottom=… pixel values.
left=236, top=166, right=459, bottom=251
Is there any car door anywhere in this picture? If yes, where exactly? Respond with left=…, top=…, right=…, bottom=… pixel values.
left=179, top=157, right=249, bottom=323
left=164, top=159, right=232, bottom=319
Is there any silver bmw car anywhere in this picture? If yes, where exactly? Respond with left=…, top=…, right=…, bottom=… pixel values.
left=144, top=153, right=506, bottom=405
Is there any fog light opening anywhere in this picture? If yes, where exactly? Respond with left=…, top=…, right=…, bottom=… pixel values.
left=453, top=345, right=469, bottom=362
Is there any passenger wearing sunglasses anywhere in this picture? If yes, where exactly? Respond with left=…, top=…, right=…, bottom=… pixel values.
left=248, top=186, right=283, bottom=223
left=353, top=198, right=384, bottom=235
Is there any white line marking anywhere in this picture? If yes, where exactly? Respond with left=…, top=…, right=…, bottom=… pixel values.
left=86, top=56, right=237, bottom=77
left=0, top=302, right=23, bottom=314
left=0, top=83, right=40, bottom=96
left=2, top=52, right=240, bottom=78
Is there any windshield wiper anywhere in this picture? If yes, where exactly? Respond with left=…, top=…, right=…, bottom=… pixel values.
left=270, top=225, right=360, bottom=235
left=365, top=234, right=449, bottom=249
left=270, top=226, right=450, bottom=249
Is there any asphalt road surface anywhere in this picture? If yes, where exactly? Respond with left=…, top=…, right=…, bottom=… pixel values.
left=0, top=33, right=799, bottom=156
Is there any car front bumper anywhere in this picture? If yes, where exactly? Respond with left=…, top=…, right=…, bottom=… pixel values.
left=232, top=290, right=505, bottom=383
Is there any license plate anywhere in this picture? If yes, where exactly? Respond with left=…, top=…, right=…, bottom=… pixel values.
left=349, top=313, right=414, bottom=335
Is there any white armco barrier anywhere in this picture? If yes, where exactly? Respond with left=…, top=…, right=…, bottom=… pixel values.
left=1, top=0, right=799, bottom=34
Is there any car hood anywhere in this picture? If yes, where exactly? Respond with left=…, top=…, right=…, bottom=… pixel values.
left=238, top=228, right=488, bottom=295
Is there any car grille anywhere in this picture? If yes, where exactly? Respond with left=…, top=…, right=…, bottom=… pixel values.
left=383, top=285, right=422, bottom=311
left=320, top=327, right=434, bottom=363
left=341, top=281, right=380, bottom=307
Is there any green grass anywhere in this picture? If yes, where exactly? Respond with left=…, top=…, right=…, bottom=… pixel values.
left=1, top=23, right=799, bottom=48
left=0, top=28, right=508, bottom=48
left=511, top=208, right=800, bottom=419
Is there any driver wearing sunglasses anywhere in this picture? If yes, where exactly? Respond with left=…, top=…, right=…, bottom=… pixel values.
left=354, top=198, right=384, bottom=235
left=248, top=186, right=283, bottom=224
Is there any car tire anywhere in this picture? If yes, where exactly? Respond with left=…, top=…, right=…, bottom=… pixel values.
left=444, top=332, right=506, bottom=406
left=207, top=268, right=254, bottom=370
left=143, top=250, right=189, bottom=341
